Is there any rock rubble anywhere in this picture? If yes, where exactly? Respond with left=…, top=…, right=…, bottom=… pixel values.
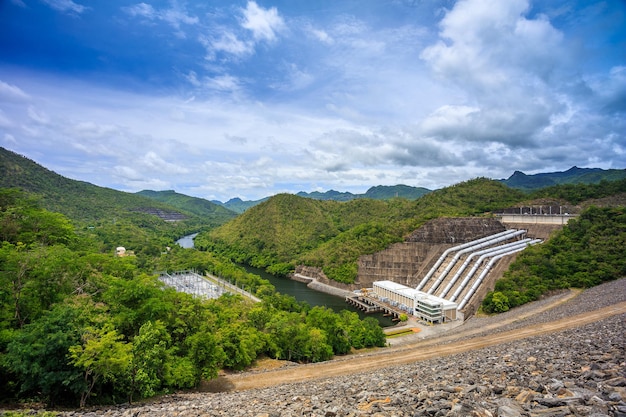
left=28, top=279, right=626, bottom=416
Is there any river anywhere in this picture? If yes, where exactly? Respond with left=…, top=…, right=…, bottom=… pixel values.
left=175, top=234, right=394, bottom=325
left=176, top=233, right=198, bottom=249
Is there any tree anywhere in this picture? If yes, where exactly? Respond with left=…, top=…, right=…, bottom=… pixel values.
left=490, top=292, right=510, bottom=313
left=185, top=326, right=224, bottom=381
left=217, top=323, right=264, bottom=370
left=305, top=306, right=351, bottom=355
left=69, top=323, right=132, bottom=407
left=4, top=302, right=88, bottom=406
left=128, top=320, right=171, bottom=402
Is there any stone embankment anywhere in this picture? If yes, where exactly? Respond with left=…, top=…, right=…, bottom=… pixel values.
left=50, top=278, right=626, bottom=417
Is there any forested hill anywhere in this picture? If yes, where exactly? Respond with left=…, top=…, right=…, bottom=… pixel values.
left=500, top=166, right=626, bottom=190
left=137, top=189, right=237, bottom=222
left=0, top=147, right=230, bottom=226
left=198, top=177, right=626, bottom=284
left=296, top=184, right=432, bottom=201
left=197, top=179, right=529, bottom=282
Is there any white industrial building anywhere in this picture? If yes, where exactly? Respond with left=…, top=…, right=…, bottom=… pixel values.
left=372, top=280, right=458, bottom=323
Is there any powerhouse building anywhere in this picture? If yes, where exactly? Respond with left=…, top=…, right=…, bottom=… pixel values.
left=372, top=280, right=458, bottom=323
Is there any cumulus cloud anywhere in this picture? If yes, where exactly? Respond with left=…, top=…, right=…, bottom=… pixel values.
left=141, top=151, right=189, bottom=175
left=417, top=0, right=573, bottom=149
left=2, top=0, right=624, bottom=200
left=240, top=1, right=285, bottom=42
left=199, top=1, right=285, bottom=63
left=421, top=0, right=564, bottom=89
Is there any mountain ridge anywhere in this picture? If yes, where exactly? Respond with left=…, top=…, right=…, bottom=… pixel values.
left=500, top=166, right=626, bottom=190
left=0, top=147, right=232, bottom=226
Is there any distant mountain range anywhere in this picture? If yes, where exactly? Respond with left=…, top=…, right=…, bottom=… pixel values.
left=499, top=166, right=626, bottom=190
left=2, top=146, right=624, bottom=218
left=213, top=185, right=432, bottom=213
left=211, top=167, right=625, bottom=213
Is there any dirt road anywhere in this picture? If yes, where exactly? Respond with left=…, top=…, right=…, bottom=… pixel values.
left=216, top=301, right=626, bottom=392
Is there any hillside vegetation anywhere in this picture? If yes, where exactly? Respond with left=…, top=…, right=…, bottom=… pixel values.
left=0, top=148, right=232, bottom=232
left=198, top=178, right=528, bottom=282
left=199, top=177, right=626, bottom=284
left=137, top=189, right=236, bottom=223
left=482, top=205, right=626, bottom=313
left=0, top=148, right=624, bottom=409
left=500, top=166, right=626, bottom=190
left=0, top=188, right=386, bottom=408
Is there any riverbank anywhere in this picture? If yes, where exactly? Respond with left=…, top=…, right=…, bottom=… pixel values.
left=291, top=273, right=354, bottom=298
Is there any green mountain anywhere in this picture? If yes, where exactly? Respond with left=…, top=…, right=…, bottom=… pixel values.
left=200, top=175, right=626, bottom=284
left=198, top=178, right=528, bottom=283
left=215, top=196, right=270, bottom=214
left=0, top=147, right=228, bottom=227
left=137, top=190, right=237, bottom=223
left=363, top=184, right=431, bottom=200
left=296, top=189, right=356, bottom=201
left=216, top=184, right=432, bottom=213
left=501, top=166, right=626, bottom=190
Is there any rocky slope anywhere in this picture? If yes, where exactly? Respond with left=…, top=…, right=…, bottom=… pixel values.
left=28, top=279, right=626, bottom=416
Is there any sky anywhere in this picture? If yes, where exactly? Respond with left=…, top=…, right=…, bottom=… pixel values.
left=1, top=0, right=625, bottom=202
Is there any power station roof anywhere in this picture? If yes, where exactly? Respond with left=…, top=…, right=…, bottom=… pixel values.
left=373, top=280, right=457, bottom=310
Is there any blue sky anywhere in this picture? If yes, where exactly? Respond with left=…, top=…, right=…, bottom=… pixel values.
left=1, top=0, right=625, bottom=201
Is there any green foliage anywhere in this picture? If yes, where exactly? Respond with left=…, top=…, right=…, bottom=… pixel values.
left=482, top=291, right=510, bottom=313
left=0, top=148, right=229, bottom=235
left=363, top=184, right=431, bottom=200
left=3, top=162, right=623, bottom=408
left=4, top=301, right=90, bottom=406
left=128, top=320, right=171, bottom=401
left=529, top=178, right=626, bottom=204
left=69, top=323, right=132, bottom=407
left=502, top=166, right=626, bottom=191
left=483, top=206, right=626, bottom=313
left=201, top=178, right=525, bottom=282
left=136, top=190, right=237, bottom=225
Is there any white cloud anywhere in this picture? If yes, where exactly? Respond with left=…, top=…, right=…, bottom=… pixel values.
left=2, top=0, right=624, bottom=201
left=0, top=80, right=30, bottom=101
left=123, top=3, right=156, bottom=19
left=141, top=151, right=189, bottom=175
left=122, top=2, right=198, bottom=31
left=421, top=0, right=564, bottom=91
left=3, top=133, right=17, bottom=144
left=40, top=0, right=87, bottom=14
left=240, top=1, right=285, bottom=42
left=201, top=31, right=253, bottom=59
left=305, top=25, right=334, bottom=44
left=416, top=0, right=573, bottom=149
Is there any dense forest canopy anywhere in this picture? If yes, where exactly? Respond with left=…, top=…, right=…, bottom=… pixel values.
left=0, top=188, right=386, bottom=407
left=482, top=205, right=626, bottom=313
